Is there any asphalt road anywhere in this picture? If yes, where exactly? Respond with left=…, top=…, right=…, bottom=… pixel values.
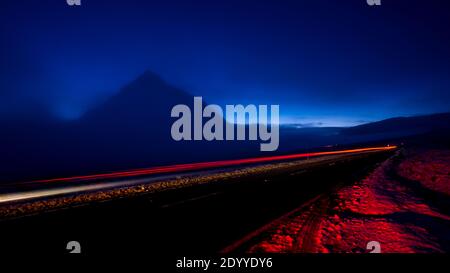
left=0, top=146, right=395, bottom=204
left=0, top=148, right=395, bottom=256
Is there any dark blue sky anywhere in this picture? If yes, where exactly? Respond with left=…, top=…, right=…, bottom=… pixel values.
left=1, top=0, right=449, bottom=126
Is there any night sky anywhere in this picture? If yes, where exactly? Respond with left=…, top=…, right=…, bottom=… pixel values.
left=1, top=0, right=449, bottom=126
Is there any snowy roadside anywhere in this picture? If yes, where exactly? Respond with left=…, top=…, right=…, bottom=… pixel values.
left=243, top=149, right=450, bottom=253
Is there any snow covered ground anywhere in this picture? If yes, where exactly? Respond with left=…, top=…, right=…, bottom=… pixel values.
left=244, top=149, right=450, bottom=253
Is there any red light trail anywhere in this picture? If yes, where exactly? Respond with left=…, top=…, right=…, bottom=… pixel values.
left=32, top=146, right=397, bottom=184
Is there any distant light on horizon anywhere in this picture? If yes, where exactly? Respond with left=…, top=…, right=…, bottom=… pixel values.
left=280, top=116, right=369, bottom=128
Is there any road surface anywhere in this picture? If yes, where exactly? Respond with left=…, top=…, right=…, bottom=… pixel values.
left=0, top=146, right=396, bottom=255
left=0, top=146, right=396, bottom=205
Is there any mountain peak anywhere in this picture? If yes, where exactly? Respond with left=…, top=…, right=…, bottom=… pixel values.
left=137, top=69, right=166, bottom=83
left=82, top=69, right=192, bottom=121
left=121, top=70, right=168, bottom=94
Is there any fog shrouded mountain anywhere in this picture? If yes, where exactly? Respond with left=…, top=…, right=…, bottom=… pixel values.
left=1, top=71, right=449, bottom=182
left=1, top=71, right=259, bottom=181
left=74, top=71, right=260, bottom=169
